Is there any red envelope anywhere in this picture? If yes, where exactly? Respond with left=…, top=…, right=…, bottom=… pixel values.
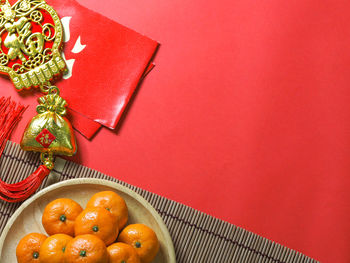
left=67, top=109, right=102, bottom=139
left=69, top=62, right=155, bottom=139
left=53, top=0, right=159, bottom=129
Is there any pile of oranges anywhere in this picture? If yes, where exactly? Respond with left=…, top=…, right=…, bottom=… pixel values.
left=16, top=191, right=159, bottom=263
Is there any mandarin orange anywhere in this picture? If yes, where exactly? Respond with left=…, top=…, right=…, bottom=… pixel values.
left=86, top=191, right=128, bottom=230
left=39, top=233, right=73, bottom=263
left=107, top=242, right=141, bottom=263
left=16, top=233, right=47, bottom=263
left=117, top=224, right=159, bottom=263
left=42, top=198, right=83, bottom=236
left=64, top=234, right=108, bottom=263
left=75, top=207, right=118, bottom=245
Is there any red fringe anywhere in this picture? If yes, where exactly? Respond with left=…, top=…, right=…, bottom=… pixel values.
left=0, top=97, right=50, bottom=203
left=0, top=97, right=27, bottom=156
left=0, top=165, right=50, bottom=203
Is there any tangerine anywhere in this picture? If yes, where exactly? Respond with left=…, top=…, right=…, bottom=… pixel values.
left=75, top=207, right=118, bottom=245
left=118, top=224, right=159, bottom=263
left=64, top=234, right=108, bottom=263
left=39, top=234, right=73, bottom=263
left=86, top=191, right=128, bottom=230
left=16, top=233, right=47, bottom=263
left=42, top=198, right=83, bottom=236
left=107, top=242, right=141, bottom=263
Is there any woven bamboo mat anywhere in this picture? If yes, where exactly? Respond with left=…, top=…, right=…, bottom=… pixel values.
left=0, top=141, right=319, bottom=263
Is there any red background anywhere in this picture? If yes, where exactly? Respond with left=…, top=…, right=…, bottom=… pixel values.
left=2, top=0, right=350, bottom=262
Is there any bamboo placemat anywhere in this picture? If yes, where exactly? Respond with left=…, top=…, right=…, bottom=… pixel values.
left=0, top=141, right=318, bottom=263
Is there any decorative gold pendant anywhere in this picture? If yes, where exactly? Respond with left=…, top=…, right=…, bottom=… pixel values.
left=0, top=0, right=65, bottom=90
left=20, top=86, right=77, bottom=168
left=0, top=0, right=76, bottom=167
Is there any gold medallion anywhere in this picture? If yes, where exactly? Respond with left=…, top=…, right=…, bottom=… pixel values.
left=0, top=0, right=65, bottom=90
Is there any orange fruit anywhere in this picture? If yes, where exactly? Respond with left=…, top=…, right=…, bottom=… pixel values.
left=64, top=234, right=108, bottom=263
left=39, top=234, right=73, bottom=263
left=86, top=191, right=128, bottom=230
left=42, top=198, right=83, bottom=236
left=107, top=242, right=141, bottom=263
left=16, top=233, right=47, bottom=263
left=117, top=224, right=159, bottom=263
left=75, top=207, right=118, bottom=245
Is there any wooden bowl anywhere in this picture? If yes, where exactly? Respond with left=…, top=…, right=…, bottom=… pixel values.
left=0, top=178, right=176, bottom=262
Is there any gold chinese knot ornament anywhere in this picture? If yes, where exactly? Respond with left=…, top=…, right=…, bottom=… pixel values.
left=0, top=0, right=65, bottom=90
left=0, top=0, right=77, bottom=202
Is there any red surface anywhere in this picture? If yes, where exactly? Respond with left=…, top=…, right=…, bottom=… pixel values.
left=2, top=0, right=350, bottom=262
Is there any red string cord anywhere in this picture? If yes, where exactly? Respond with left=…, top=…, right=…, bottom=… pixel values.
left=0, top=97, right=50, bottom=203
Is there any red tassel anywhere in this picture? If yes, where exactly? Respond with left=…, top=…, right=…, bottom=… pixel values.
left=0, top=97, right=27, bottom=157
left=0, top=97, right=51, bottom=203
left=0, top=165, right=50, bottom=203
